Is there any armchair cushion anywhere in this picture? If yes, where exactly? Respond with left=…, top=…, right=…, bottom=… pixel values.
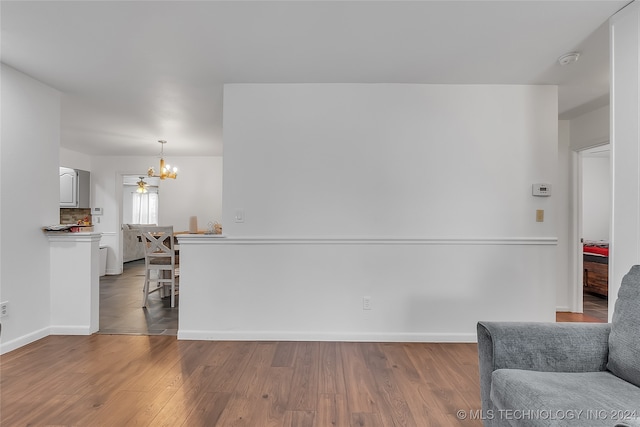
left=491, top=370, right=640, bottom=427
left=608, top=265, right=640, bottom=388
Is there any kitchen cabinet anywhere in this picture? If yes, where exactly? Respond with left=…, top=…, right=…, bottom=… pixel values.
left=60, top=167, right=90, bottom=208
left=59, top=167, right=77, bottom=207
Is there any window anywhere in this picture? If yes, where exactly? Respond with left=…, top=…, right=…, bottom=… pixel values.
left=132, top=191, right=158, bottom=225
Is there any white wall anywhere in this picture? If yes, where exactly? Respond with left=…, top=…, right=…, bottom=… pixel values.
left=569, top=105, right=610, bottom=151
left=178, top=84, right=559, bottom=342
left=48, top=233, right=101, bottom=335
left=0, top=65, right=60, bottom=352
left=223, top=84, right=557, bottom=238
left=610, top=2, right=640, bottom=316
left=582, top=156, right=611, bottom=241
left=179, top=236, right=557, bottom=342
left=59, top=147, right=91, bottom=172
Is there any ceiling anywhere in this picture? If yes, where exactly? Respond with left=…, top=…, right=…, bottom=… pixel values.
left=1, top=1, right=630, bottom=157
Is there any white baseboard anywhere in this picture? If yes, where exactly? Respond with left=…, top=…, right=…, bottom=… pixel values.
left=556, top=306, right=571, bottom=312
left=0, top=327, right=49, bottom=355
left=0, top=327, right=476, bottom=355
left=177, top=330, right=477, bottom=343
left=50, top=325, right=94, bottom=335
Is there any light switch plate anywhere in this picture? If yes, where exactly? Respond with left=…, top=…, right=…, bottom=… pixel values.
left=234, top=209, right=245, bottom=223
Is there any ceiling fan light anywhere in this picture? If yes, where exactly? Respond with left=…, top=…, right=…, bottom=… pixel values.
left=136, top=177, right=148, bottom=193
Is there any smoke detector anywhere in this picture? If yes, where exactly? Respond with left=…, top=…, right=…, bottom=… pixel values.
left=558, top=52, right=580, bottom=66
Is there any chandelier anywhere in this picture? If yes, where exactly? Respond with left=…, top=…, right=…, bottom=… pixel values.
left=147, top=140, right=178, bottom=180
left=136, top=177, right=148, bottom=193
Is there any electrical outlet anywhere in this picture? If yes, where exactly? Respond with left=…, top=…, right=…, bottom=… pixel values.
left=0, top=301, right=8, bottom=317
left=363, top=296, right=372, bottom=310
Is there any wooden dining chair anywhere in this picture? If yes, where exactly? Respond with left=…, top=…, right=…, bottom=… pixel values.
left=139, top=226, right=179, bottom=308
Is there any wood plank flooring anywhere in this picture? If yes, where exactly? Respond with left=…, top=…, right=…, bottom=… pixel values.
left=555, top=311, right=603, bottom=322
left=582, top=292, right=608, bottom=321
left=555, top=292, right=608, bottom=323
left=9, top=260, right=610, bottom=425
left=0, top=336, right=482, bottom=426
left=99, top=260, right=178, bottom=335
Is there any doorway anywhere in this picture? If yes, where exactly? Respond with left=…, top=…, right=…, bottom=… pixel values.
left=97, top=173, right=178, bottom=335
left=579, top=144, right=610, bottom=322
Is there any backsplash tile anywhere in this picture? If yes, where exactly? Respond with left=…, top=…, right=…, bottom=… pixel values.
left=60, top=208, right=92, bottom=225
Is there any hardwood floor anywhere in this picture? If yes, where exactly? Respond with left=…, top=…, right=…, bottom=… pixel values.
left=555, top=292, right=608, bottom=323
left=555, top=311, right=603, bottom=322
left=99, top=259, right=178, bottom=335
left=13, top=261, right=611, bottom=425
left=0, top=336, right=482, bottom=426
left=583, top=292, right=608, bottom=321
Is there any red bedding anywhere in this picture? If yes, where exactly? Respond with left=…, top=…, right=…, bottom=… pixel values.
left=584, top=245, right=609, bottom=257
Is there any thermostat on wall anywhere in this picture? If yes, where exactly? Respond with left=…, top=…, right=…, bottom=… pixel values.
left=532, top=184, right=551, bottom=197
left=91, top=207, right=103, bottom=215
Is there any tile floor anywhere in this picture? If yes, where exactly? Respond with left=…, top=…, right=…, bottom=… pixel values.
left=98, top=259, right=178, bottom=335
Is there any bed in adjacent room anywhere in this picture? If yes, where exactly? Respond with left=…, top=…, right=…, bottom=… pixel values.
left=583, top=240, right=608, bottom=297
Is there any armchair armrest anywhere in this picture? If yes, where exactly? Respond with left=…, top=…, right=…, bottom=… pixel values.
left=478, top=321, right=611, bottom=372
left=477, top=321, right=611, bottom=420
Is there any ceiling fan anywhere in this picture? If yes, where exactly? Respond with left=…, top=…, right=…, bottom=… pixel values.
left=136, top=177, right=148, bottom=193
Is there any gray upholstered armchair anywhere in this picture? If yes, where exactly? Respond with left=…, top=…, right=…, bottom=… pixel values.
left=477, top=266, right=640, bottom=427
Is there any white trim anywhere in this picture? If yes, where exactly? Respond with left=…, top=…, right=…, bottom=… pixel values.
left=177, top=330, right=477, bottom=343
left=572, top=150, right=584, bottom=313
left=45, top=232, right=102, bottom=243
left=50, top=325, right=94, bottom=335
left=100, top=232, right=117, bottom=236
left=176, top=235, right=558, bottom=246
left=0, top=327, right=49, bottom=355
left=555, top=306, right=571, bottom=313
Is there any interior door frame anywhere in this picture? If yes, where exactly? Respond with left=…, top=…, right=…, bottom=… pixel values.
left=571, top=143, right=611, bottom=314
left=570, top=150, right=584, bottom=314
